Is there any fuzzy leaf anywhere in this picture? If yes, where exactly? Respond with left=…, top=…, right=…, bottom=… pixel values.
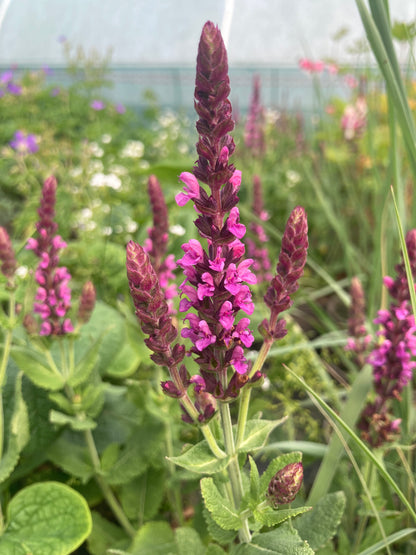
left=120, top=466, right=166, bottom=521
left=0, top=373, right=30, bottom=484
left=0, top=482, right=92, bottom=554
left=68, top=337, right=101, bottom=387
left=203, top=507, right=237, bottom=546
left=253, top=505, right=312, bottom=527
left=47, top=435, right=94, bottom=483
left=49, top=409, right=97, bottom=431
left=130, top=521, right=177, bottom=555
left=237, top=419, right=287, bottom=454
left=175, top=527, right=205, bottom=555
left=104, top=339, right=142, bottom=378
left=206, top=545, right=228, bottom=555
left=201, top=477, right=242, bottom=531
left=11, top=346, right=65, bottom=391
left=249, top=456, right=260, bottom=501
left=259, top=452, right=303, bottom=495
left=232, top=524, right=314, bottom=554
left=168, top=440, right=229, bottom=475
left=293, top=491, right=346, bottom=550
left=87, top=511, right=129, bottom=555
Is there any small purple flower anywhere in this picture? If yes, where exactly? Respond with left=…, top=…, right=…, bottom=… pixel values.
left=115, top=102, right=126, bottom=114
left=0, top=70, right=13, bottom=83
left=50, top=87, right=60, bottom=97
left=91, top=99, right=105, bottom=111
left=10, top=130, right=39, bottom=155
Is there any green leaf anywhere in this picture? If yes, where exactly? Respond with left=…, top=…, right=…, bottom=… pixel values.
left=357, top=528, right=416, bottom=555
left=206, top=545, right=228, bottom=555
left=294, top=491, right=346, bottom=550
left=130, top=521, right=177, bottom=555
left=0, top=482, right=92, bottom=554
left=237, top=419, right=286, bottom=454
left=49, top=409, right=97, bottom=431
left=249, top=456, right=260, bottom=501
left=168, top=440, right=229, bottom=475
left=259, top=452, right=302, bottom=495
left=87, top=511, right=129, bottom=555
left=175, top=527, right=205, bottom=555
left=0, top=373, right=30, bottom=484
left=120, top=466, right=165, bottom=521
left=232, top=524, right=314, bottom=554
left=202, top=507, right=237, bottom=546
left=105, top=339, right=142, bottom=379
left=11, top=346, right=65, bottom=391
left=253, top=506, right=312, bottom=527
left=201, top=477, right=242, bottom=531
left=68, top=337, right=101, bottom=387
left=47, top=435, right=94, bottom=483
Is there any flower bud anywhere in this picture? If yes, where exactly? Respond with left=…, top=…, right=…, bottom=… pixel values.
left=77, top=281, right=96, bottom=324
left=0, top=227, right=17, bottom=280
left=267, top=462, right=303, bottom=507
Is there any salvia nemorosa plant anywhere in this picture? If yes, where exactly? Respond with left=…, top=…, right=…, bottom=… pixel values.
left=126, top=21, right=312, bottom=545
left=345, top=276, right=372, bottom=368
left=244, top=74, right=265, bottom=157
left=357, top=230, right=416, bottom=447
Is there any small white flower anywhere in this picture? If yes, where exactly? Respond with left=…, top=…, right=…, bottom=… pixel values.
left=169, top=224, right=186, bottom=236
left=70, top=166, right=82, bottom=178
left=85, top=141, right=104, bottom=158
left=15, top=265, right=28, bottom=278
left=286, top=170, right=301, bottom=186
left=126, top=220, right=138, bottom=233
left=109, top=164, right=128, bottom=176
left=88, top=160, right=104, bottom=174
left=114, top=225, right=123, bottom=234
left=101, top=133, right=112, bottom=144
left=261, top=376, right=271, bottom=391
left=102, top=204, right=111, bottom=214
left=102, top=226, right=113, bottom=236
left=139, top=160, right=150, bottom=170
left=121, top=140, right=144, bottom=158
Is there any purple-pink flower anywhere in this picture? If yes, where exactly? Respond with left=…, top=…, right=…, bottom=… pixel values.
left=91, top=99, right=105, bottom=111
left=10, top=131, right=39, bottom=155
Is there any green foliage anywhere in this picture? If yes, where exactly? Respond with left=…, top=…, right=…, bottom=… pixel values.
left=231, top=524, right=314, bottom=554
left=0, top=482, right=92, bottom=554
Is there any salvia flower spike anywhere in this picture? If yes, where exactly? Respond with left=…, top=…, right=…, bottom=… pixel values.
left=261, top=206, right=308, bottom=340
left=345, top=276, right=371, bottom=366
left=26, top=176, right=73, bottom=336
left=358, top=229, right=416, bottom=446
left=246, top=175, right=272, bottom=284
left=175, top=21, right=258, bottom=403
left=0, top=227, right=17, bottom=281
left=77, top=281, right=96, bottom=325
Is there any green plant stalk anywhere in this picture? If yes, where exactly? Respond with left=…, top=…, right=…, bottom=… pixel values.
left=236, top=338, right=272, bottom=448
left=287, top=365, right=416, bottom=524
left=0, top=291, right=15, bottom=462
left=219, top=401, right=251, bottom=543
left=164, top=418, right=184, bottom=526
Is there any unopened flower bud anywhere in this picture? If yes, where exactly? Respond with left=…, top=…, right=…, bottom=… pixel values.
left=267, top=462, right=303, bottom=507
left=77, top=281, right=96, bottom=324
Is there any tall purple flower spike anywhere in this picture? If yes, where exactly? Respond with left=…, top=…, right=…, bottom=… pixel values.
left=175, top=21, right=259, bottom=406
left=0, top=227, right=17, bottom=280
left=244, top=75, right=265, bottom=157
left=358, top=230, right=416, bottom=447
left=246, top=175, right=272, bottom=284
left=26, top=176, right=73, bottom=336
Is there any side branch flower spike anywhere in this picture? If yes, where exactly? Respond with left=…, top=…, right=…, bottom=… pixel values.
left=143, top=174, right=177, bottom=310
left=26, top=176, right=73, bottom=336
left=244, top=75, right=265, bottom=157
left=77, top=281, right=96, bottom=325
left=358, top=229, right=416, bottom=447
left=261, top=206, right=308, bottom=340
left=345, top=276, right=371, bottom=366
left=246, top=175, right=272, bottom=284
left=0, top=227, right=17, bottom=281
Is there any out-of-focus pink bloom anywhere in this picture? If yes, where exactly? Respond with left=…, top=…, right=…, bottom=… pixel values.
left=299, top=58, right=325, bottom=73
left=10, top=130, right=39, bottom=155
left=341, top=96, right=367, bottom=140
left=91, top=99, right=105, bottom=111
left=344, top=74, right=359, bottom=89
left=115, top=103, right=126, bottom=114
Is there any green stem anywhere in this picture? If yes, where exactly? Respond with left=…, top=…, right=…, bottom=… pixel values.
left=219, top=401, right=251, bottom=543
left=236, top=339, right=273, bottom=448
left=84, top=428, right=136, bottom=538
left=164, top=417, right=184, bottom=526
left=200, top=423, right=226, bottom=459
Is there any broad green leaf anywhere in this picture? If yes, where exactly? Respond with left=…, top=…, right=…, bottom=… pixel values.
left=168, top=440, right=229, bottom=475
left=0, top=482, right=92, bottom=554
left=259, top=452, right=302, bottom=495
left=47, top=435, right=94, bottom=483
left=49, top=409, right=97, bottom=431
left=120, top=466, right=165, bottom=521
left=105, top=421, right=164, bottom=485
left=294, top=491, right=346, bottom=550
left=203, top=507, right=237, bottom=546
left=48, top=391, right=74, bottom=413
left=201, top=477, right=242, bottom=531
left=11, top=346, right=65, bottom=391
left=237, top=419, right=286, bottom=454
left=130, top=521, right=177, bottom=555
left=104, top=339, right=142, bottom=379
left=68, top=337, right=101, bottom=387
left=175, top=526, right=205, bottom=555
left=253, top=506, right=311, bottom=527
left=87, top=511, right=129, bottom=555
left=232, top=524, right=314, bottom=554
left=0, top=373, right=30, bottom=484
left=206, top=545, right=227, bottom=555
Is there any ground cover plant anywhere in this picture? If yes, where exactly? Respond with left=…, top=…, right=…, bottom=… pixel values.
left=1, top=1, right=416, bottom=553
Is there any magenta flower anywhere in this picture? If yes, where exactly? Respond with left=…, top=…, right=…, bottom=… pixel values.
left=358, top=230, right=416, bottom=447
left=115, top=102, right=126, bottom=114
left=26, top=176, right=73, bottom=336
